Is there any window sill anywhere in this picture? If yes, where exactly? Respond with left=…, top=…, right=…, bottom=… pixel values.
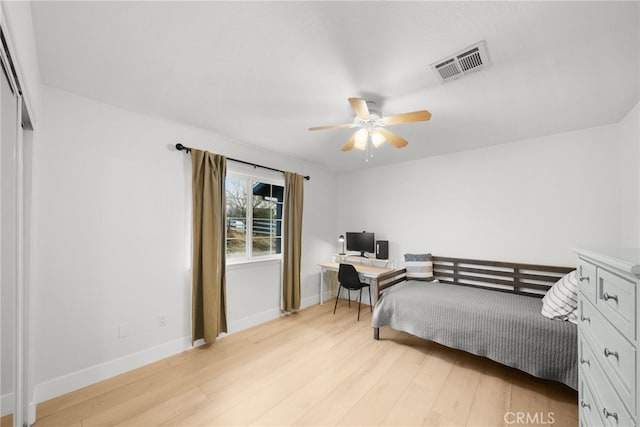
left=227, top=256, right=282, bottom=269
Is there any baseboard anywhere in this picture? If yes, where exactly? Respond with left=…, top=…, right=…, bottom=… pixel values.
left=32, top=302, right=322, bottom=413
left=0, top=391, right=13, bottom=417
left=305, top=291, right=365, bottom=307
left=301, top=293, right=323, bottom=309
left=227, top=308, right=281, bottom=333
left=34, top=336, right=192, bottom=405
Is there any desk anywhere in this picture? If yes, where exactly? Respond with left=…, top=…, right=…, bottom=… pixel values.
left=318, top=262, right=399, bottom=306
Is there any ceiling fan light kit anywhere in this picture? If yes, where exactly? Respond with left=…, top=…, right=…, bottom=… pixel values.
left=310, top=97, right=431, bottom=162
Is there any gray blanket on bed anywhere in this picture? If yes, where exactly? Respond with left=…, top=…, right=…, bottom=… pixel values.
left=371, top=280, right=577, bottom=389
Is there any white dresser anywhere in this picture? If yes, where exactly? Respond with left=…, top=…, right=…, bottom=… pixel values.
left=575, top=248, right=640, bottom=427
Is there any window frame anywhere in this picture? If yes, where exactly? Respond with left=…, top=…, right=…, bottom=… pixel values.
left=225, top=168, right=285, bottom=265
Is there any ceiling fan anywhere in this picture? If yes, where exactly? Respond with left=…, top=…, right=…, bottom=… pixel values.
left=309, top=97, right=432, bottom=161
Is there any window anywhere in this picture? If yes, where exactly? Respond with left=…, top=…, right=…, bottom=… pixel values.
left=225, top=174, right=284, bottom=260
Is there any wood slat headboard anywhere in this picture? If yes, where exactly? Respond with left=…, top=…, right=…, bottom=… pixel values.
left=377, top=256, right=575, bottom=299
left=433, top=256, right=574, bottom=297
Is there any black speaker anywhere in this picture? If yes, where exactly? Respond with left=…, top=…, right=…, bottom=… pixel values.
left=376, top=240, right=389, bottom=260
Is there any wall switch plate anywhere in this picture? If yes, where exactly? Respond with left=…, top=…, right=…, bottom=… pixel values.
left=118, top=323, right=129, bottom=338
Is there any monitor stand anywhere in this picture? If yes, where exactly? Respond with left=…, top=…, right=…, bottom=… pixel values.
left=359, top=251, right=368, bottom=258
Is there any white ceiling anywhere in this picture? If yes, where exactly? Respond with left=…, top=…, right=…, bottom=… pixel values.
left=31, top=1, right=639, bottom=172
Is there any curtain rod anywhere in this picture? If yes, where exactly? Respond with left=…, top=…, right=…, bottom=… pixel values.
left=175, top=143, right=310, bottom=181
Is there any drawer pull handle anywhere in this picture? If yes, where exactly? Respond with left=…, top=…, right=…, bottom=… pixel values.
left=604, top=348, right=619, bottom=359
left=580, top=358, right=590, bottom=366
left=579, top=276, right=590, bottom=282
left=580, top=315, right=591, bottom=323
left=580, top=401, right=591, bottom=410
left=603, top=408, right=618, bottom=423
left=603, top=292, right=619, bottom=303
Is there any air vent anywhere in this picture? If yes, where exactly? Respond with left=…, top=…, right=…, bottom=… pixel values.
left=430, top=41, right=490, bottom=83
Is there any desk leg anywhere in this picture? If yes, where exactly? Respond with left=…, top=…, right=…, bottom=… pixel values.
left=371, top=279, right=379, bottom=306
left=319, top=267, right=324, bottom=305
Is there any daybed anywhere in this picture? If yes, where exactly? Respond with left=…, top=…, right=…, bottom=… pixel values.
left=371, top=256, right=578, bottom=390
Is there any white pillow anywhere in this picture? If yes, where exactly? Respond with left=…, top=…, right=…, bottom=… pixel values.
left=541, top=270, right=578, bottom=323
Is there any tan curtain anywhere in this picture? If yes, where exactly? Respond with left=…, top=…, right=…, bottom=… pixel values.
left=191, top=149, right=227, bottom=344
left=282, top=172, right=304, bottom=312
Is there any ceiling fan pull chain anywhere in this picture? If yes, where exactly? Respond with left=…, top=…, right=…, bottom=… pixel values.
left=365, top=137, right=374, bottom=162
left=365, top=139, right=370, bottom=162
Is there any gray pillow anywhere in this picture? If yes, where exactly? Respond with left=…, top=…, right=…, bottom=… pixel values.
left=404, top=253, right=435, bottom=281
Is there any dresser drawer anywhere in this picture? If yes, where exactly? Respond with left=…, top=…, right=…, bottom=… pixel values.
left=578, top=258, right=597, bottom=304
left=580, top=334, right=635, bottom=427
left=579, top=373, right=603, bottom=427
left=579, top=325, right=636, bottom=416
left=597, top=267, right=636, bottom=340
left=578, top=331, right=598, bottom=376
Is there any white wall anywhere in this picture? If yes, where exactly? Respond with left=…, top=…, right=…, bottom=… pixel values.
left=30, top=86, right=337, bottom=404
left=618, top=102, right=640, bottom=247
left=337, top=120, right=631, bottom=268
left=227, top=260, right=281, bottom=332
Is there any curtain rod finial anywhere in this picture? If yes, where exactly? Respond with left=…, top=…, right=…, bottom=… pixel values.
left=176, top=143, right=191, bottom=153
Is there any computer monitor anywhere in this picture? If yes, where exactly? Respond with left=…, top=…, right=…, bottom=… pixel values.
left=345, top=231, right=375, bottom=257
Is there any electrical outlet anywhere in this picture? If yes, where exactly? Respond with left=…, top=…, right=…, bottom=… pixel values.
left=118, top=323, right=129, bottom=338
left=157, top=314, right=167, bottom=327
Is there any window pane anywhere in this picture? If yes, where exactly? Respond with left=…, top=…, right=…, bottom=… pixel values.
left=252, top=237, right=281, bottom=256
left=226, top=176, right=247, bottom=218
left=252, top=181, right=276, bottom=219
left=253, top=219, right=274, bottom=238
left=253, top=200, right=275, bottom=219
left=227, top=218, right=246, bottom=234
left=226, top=238, right=246, bottom=258
left=252, top=237, right=271, bottom=256
left=275, top=219, right=282, bottom=238
left=226, top=176, right=247, bottom=258
left=272, top=185, right=284, bottom=203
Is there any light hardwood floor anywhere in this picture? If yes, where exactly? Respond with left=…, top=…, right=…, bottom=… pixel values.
left=27, top=301, right=577, bottom=427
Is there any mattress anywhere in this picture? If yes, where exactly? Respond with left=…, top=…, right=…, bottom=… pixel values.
left=371, top=280, right=577, bottom=389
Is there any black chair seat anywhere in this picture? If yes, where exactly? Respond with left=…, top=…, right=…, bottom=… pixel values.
left=333, top=263, right=372, bottom=321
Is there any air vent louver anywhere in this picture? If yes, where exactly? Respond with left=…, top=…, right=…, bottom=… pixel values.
left=430, top=41, right=490, bottom=83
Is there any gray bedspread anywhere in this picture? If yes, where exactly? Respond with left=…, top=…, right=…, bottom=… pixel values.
left=372, top=280, right=577, bottom=389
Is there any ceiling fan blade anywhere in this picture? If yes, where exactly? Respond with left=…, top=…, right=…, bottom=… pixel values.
left=308, top=123, right=355, bottom=131
left=381, top=110, right=432, bottom=126
left=341, top=130, right=358, bottom=151
left=377, top=128, right=409, bottom=148
left=348, top=97, right=370, bottom=120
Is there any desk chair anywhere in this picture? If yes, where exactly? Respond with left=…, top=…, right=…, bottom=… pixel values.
left=333, top=263, right=372, bottom=321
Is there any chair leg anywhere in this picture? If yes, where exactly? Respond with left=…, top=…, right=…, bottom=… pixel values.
left=357, top=288, right=363, bottom=321
left=368, top=286, right=372, bottom=312
left=348, top=290, right=351, bottom=307
left=333, top=285, right=342, bottom=314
